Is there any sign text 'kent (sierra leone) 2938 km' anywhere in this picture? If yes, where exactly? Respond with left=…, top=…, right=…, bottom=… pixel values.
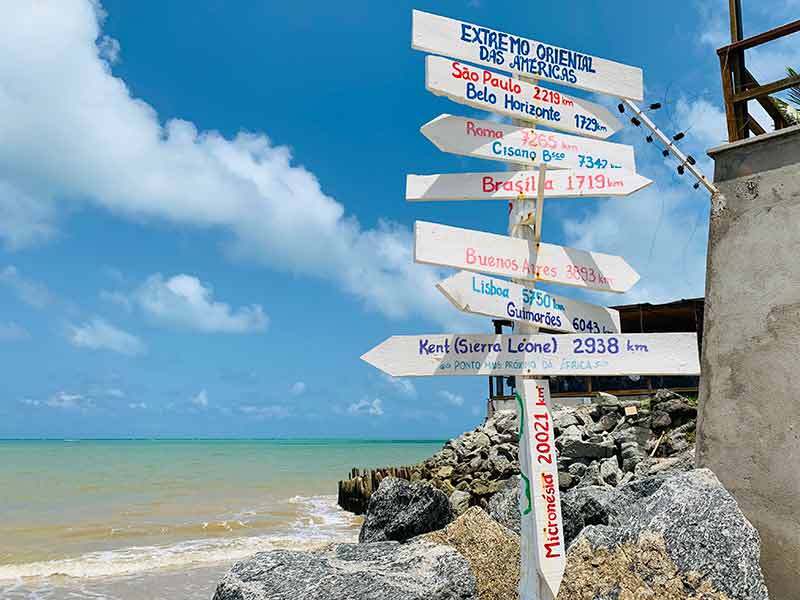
left=412, top=9, right=644, bottom=100
left=421, top=114, right=637, bottom=172
left=415, top=221, right=640, bottom=293
left=437, top=270, right=621, bottom=333
left=426, top=56, right=622, bottom=139
left=361, top=332, right=701, bottom=377
left=406, top=169, right=651, bottom=201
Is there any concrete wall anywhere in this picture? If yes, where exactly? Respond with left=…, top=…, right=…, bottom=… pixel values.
left=698, top=125, right=800, bottom=598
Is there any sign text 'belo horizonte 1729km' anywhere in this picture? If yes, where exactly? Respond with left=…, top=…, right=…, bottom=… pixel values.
left=361, top=9, right=698, bottom=600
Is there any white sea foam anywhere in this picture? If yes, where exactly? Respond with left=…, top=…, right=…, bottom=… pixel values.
left=0, top=495, right=358, bottom=583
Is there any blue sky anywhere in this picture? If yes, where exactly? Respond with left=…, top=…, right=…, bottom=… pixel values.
left=0, top=0, right=797, bottom=438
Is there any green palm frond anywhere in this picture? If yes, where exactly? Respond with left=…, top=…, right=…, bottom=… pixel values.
left=786, top=67, right=800, bottom=108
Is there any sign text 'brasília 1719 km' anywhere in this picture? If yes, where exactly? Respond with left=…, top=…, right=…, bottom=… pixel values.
left=361, top=332, right=701, bottom=377
left=412, top=9, right=644, bottom=100
left=426, top=56, right=621, bottom=139
left=437, top=270, right=621, bottom=333
left=421, top=114, right=637, bottom=171
left=415, top=221, right=640, bottom=293
left=407, top=169, right=651, bottom=201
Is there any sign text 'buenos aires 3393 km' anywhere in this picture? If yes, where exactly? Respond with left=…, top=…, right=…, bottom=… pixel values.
left=421, top=114, right=637, bottom=171
left=412, top=9, right=644, bottom=100
left=415, top=221, right=640, bottom=293
left=426, top=56, right=622, bottom=139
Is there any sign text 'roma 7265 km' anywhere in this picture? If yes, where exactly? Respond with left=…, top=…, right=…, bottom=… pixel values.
left=437, top=270, right=621, bottom=333
left=421, top=114, right=637, bottom=171
left=361, top=332, right=701, bottom=377
left=406, top=168, right=652, bottom=201
left=415, top=221, right=640, bottom=293
left=412, top=9, right=644, bottom=100
left=426, top=56, right=622, bottom=139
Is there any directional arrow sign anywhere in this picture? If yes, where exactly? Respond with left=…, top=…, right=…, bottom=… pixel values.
left=517, top=379, right=565, bottom=597
left=421, top=114, right=637, bottom=171
left=437, top=271, right=621, bottom=333
left=412, top=9, right=644, bottom=100
left=426, top=55, right=622, bottom=139
left=415, top=221, right=640, bottom=293
left=361, top=332, right=700, bottom=377
left=407, top=169, right=651, bottom=202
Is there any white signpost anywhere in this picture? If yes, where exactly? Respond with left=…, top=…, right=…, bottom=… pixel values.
left=437, top=271, right=621, bottom=333
left=421, top=114, right=637, bottom=171
left=426, top=55, right=622, bottom=139
left=415, top=221, right=640, bottom=293
left=412, top=9, right=644, bottom=100
left=517, top=379, right=565, bottom=597
left=359, top=10, right=694, bottom=600
left=406, top=169, right=652, bottom=202
left=361, top=332, right=701, bottom=377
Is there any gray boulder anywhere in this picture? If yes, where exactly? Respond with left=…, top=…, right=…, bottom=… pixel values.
left=487, top=477, right=520, bottom=534
left=559, top=436, right=616, bottom=460
left=559, top=468, right=769, bottom=600
left=359, top=477, right=454, bottom=543
left=212, top=540, right=478, bottom=600
left=449, top=489, right=471, bottom=515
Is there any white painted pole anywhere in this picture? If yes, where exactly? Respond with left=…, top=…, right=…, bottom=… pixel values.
left=510, top=77, right=556, bottom=600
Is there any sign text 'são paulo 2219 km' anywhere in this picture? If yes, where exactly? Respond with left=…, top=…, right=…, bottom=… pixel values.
left=406, top=169, right=652, bottom=201
left=437, top=270, right=621, bottom=333
left=361, top=332, right=701, bottom=377
left=415, top=221, right=640, bottom=293
left=421, top=114, right=637, bottom=171
left=426, top=56, right=622, bottom=139
left=412, top=10, right=644, bottom=100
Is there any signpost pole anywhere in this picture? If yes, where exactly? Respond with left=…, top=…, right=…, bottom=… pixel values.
left=509, top=82, right=558, bottom=600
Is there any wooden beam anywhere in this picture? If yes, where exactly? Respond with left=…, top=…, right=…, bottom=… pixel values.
left=747, top=115, right=767, bottom=136
left=729, top=0, right=743, bottom=42
left=734, top=74, right=800, bottom=103
left=719, top=50, right=744, bottom=141
left=717, top=19, right=800, bottom=55
left=742, top=68, right=789, bottom=129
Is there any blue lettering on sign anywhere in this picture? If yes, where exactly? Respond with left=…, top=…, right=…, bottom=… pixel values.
left=466, top=82, right=497, bottom=105
left=472, top=275, right=509, bottom=298
left=504, top=94, right=561, bottom=122
left=419, top=338, right=451, bottom=355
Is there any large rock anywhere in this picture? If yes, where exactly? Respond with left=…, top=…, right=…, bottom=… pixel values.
left=559, top=468, right=769, bottom=599
left=558, top=436, right=616, bottom=460
left=423, top=507, right=519, bottom=600
left=359, top=477, right=454, bottom=543
left=487, top=477, right=520, bottom=534
left=212, top=539, right=478, bottom=600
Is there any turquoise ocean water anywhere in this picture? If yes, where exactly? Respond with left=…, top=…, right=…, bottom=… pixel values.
left=0, top=439, right=443, bottom=599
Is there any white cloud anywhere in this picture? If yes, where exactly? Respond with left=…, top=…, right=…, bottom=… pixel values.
left=68, top=317, right=146, bottom=356
left=289, top=381, right=306, bottom=396
left=348, top=398, right=384, bottom=416
left=381, top=373, right=416, bottom=397
left=0, top=266, right=53, bottom=308
left=128, top=402, right=147, bottom=409
left=239, top=404, right=291, bottom=419
left=20, top=398, right=41, bottom=407
left=0, top=321, right=29, bottom=341
left=46, top=391, right=91, bottom=410
left=0, top=1, right=457, bottom=326
left=134, top=274, right=268, bottom=333
left=105, top=388, right=125, bottom=398
left=439, top=390, right=465, bottom=406
left=191, top=389, right=209, bottom=408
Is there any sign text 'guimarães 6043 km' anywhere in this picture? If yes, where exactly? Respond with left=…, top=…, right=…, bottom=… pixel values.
left=437, top=271, right=621, bottom=333
left=406, top=169, right=651, bottom=201
left=421, top=114, right=637, bottom=171
left=426, top=56, right=621, bottom=139
left=412, top=10, right=644, bottom=100
left=415, top=221, right=640, bottom=293
left=361, top=332, right=701, bottom=377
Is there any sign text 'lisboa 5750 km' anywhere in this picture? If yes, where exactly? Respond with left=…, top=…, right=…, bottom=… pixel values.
left=412, top=9, right=644, bottom=100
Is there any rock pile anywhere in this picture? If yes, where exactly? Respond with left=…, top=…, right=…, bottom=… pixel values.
left=337, top=389, right=699, bottom=516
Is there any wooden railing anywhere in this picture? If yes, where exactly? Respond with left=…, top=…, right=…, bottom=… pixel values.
left=718, top=18, right=800, bottom=142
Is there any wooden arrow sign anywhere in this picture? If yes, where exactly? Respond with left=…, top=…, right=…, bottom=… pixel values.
left=361, top=332, right=701, bottom=377
left=437, top=271, right=621, bottom=333
left=421, top=114, right=637, bottom=172
left=517, top=379, right=565, bottom=598
left=425, top=55, right=622, bottom=139
left=415, top=221, right=640, bottom=293
left=407, top=169, right=651, bottom=202
left=412, top=9, right=644, bottom=100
